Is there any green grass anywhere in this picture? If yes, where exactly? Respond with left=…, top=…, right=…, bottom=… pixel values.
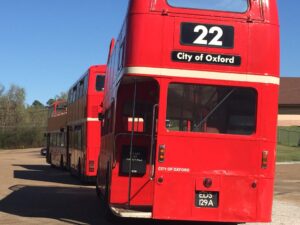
left=277, top=144, right=300, bottom=162
left=278, top=126, right=300, bottom=132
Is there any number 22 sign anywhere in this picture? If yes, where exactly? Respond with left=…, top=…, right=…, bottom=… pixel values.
left=181, top=23, right=234, bottom=48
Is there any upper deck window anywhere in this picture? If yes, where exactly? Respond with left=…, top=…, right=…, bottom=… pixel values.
left=96, top=75, right=105, bottom=91
left=167, top=0, right=248, bottom=13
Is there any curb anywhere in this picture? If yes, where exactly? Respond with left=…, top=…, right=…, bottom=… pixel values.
left=276, top=161, right=300, bottom=165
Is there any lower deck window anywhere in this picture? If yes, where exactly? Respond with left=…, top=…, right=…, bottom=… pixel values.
left=166, top=83, right=257, bottom=135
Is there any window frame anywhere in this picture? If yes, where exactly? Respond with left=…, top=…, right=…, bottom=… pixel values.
left=166, top=0, right=250, bottom=14
left=165, top=82, right=258, bottom=136
left=95, top=75, right=105, bottom=92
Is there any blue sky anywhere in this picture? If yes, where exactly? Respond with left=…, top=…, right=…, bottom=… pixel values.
left=0, top=0, right=297, bottom=105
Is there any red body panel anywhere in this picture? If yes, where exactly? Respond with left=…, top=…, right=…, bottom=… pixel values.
left=68, top=65, right=106, bottom=178
left=98, top=0, right=279, bottom=223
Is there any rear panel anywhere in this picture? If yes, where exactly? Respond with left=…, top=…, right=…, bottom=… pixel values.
left=102, top=0, right=279, bottom=222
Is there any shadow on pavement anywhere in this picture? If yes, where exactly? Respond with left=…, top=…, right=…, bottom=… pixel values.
left=0, top=184, right=237, bottom=225
left=13, top=164, right=81, bottom=186
left=0, top=185, right=105, bottom=225
left=120, top=218, right=236, bottom=225
left=7, top=163, right=236, bottom=225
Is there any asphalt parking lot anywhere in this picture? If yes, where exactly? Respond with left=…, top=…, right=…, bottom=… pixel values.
left=0, top=148, right=299, bottom=225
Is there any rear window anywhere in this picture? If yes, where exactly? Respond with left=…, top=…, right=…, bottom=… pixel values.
left=96, top=75, right=105, bottom=91
left=167, top=0, right=249, bottom=13
left=166, top=83, right=257, bottom=135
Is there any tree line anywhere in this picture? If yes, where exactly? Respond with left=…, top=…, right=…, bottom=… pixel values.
left=0, top=83, right=66, bottom=149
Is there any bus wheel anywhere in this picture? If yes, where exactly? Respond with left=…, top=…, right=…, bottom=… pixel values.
left=96, top=171, right=101, bottom=198
left=104, top=165, right=117, bottom=222
left=77, top=160, right=86, bottom=183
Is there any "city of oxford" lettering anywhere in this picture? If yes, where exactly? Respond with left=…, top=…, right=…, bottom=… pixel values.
left=172, top=51, right=241, bottom=66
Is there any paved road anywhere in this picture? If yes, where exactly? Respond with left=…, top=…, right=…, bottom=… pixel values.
left=0, top=148, right=299, bottom=225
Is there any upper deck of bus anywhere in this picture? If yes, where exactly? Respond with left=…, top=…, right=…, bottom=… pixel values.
left=114, top=0, right=279, bottom=80
left=47, top=100, right=67, bottom=132
left=67, top=65, right=106, bottom=122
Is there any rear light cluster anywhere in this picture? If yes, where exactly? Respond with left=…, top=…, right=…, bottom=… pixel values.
left=158, top=145, right=166, bottom=162
left=261, top=150, right=268, bottom=169
left=89, top=160, right=95, bottom=172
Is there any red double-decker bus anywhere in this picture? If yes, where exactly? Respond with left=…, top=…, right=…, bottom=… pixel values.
left=67, top=65, right=106, bottom=181
left=96, top=0, right=280, bottom=223
left=46, top=100, right=68, bottom=168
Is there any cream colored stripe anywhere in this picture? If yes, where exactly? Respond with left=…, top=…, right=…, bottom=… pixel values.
left=87, top=117, right=99, bottom=122
left=278, top=115, right=300, bottom=121
left=67, top=118, right=99, bottom=126
left=123, top=67, right=280, bottom=85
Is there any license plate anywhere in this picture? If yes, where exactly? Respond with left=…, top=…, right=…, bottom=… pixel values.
left=181, top=22, right=234, bottom=48
left=195, top=191, right=219, bottom=208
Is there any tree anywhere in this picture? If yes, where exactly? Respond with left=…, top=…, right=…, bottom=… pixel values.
left=0, top=83, right=4, bottom=96
left=55, top=91, right=68, bottom=101
left=46, top=98, right=55, bottom=107
left=46, top=91, right=68, bottom=107
left=0, top=84, right=47, bottom=149
left=32, top=100, right=44, bottom=108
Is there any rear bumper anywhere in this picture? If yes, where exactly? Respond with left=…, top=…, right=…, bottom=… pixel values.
left=151, top=174, right=274, bottom=223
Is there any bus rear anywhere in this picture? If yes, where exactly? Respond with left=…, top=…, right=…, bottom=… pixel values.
left=68, top=65, right=106, bottom=181
left=98, top=0, right=280, bottom=223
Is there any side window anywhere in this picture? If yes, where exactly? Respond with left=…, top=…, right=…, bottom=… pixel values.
left=74, top=126, right=82, bottom=150
left=54, top=133, right=58, bottom=147
left=76, top=83, right=81, bottom=100
left=80, top=79, right=84, bottom=97
left=78, top=127, right=82, bottom=150
left=102, top=102, right=114, bottom=135
left=68, top=90, right=72, bottom=104
left=118, top=41, right=125, bottom=71
left=72, top=86, right=77, bottom=103
left=109, top=102, right=115, bottom=133
left=68, top=129, right=72, bottom=148
left=50, top=134, right=53, bottom=147
left=96, top=75, right=105, bottom=91
left=57, top=133, right=61, bottom=147
left=59, top=132, right=65, bottom=147
left=84, top=75, right=88, bottom=94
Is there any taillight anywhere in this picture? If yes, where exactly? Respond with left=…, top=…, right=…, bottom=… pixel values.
left=158, top=145, right=166, bottom=162
left=261, top=151, right=268, bottom=169
left=89, top=160, right=95, bottom=172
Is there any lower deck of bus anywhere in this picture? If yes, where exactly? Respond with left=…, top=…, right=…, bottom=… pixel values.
left=97, top=75, right=277, bottom=222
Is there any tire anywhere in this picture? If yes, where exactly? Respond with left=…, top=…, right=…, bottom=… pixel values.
left=96, top=171, right=101, bottom=198
left=103, top=164, right=118, bottom=222
left=77, top=160, right=86, bottom=183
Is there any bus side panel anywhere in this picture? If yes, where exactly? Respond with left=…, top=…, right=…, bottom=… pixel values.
left=248, top=23, right=280, bottom=76
left=256, top=178, right=274, bottom=221
left=260, top=85, right=279, bottom=142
